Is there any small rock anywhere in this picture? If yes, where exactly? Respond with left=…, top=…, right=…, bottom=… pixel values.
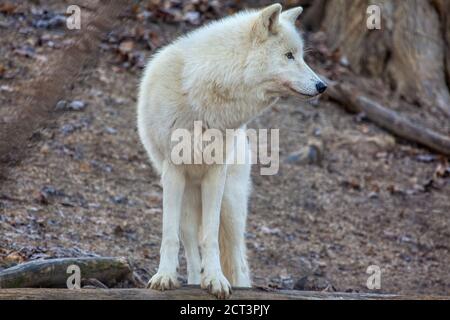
left=0, top=19, right=10, bottom=28
left=48, top=15, right=66, bottom=28
left=90, top=160, right=112, bottom=173
left=297, top=257, right=314, bottom=276
left=280, top=277, right=294, bottom=290
left=340, top=56, right=350, bottom=67
left=313, top=127, right=322, bottom=137
left=286, top=139, right=323, bottom=166
left=105, top=127, right=117, bottom=135
left=60, top=124, right=76, bottom=135
left=0, top=85, right=13, bottom=92
left=68, top=100, right=87, bottom=111
left=14, top=46, right=36, bottom=58
left=294, top=275, right=335, bottom=292
left=19, top=27, right=33, bottom=34
left=41, top=186, right=65, bottom=197
left=111, top=195, right=128, bottom=205
left=55, top=100, right=67, bottom=110
left=260, top=226, right=281, bottom=235
left=416, top=154, right=437, bottom=163
left=368, top=192, right=379, bottom=199
left=184, top=11, right=201, bottom=25
left=55, top=100, right=87, bottom=111
left=35, top=14, right=66, bottom=29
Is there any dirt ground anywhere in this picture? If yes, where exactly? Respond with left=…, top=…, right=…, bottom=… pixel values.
left=1, top=1, right=449, bottom=296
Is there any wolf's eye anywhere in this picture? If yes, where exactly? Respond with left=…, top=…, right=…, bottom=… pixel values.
left=285, top=52, right=295, bottom=60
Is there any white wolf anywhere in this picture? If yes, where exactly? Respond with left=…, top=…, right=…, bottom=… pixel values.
left=137, top=3, right=326, bottom=299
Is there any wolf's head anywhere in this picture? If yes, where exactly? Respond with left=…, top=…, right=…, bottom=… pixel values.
left=246, top=4, right=327, bottom=99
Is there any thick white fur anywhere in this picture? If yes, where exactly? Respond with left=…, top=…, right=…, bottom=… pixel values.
left=137, top=4, right=323, bottom=299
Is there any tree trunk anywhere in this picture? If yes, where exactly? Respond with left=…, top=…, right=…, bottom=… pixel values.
left=433, top=0, right=450, bottom=88
left=318, top=0, right=450, bottom=118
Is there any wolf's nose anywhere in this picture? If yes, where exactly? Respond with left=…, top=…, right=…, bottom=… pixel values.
left=316, top=82, right=327, bottom=94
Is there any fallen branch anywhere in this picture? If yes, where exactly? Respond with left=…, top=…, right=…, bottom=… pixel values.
left=327, top=83, right=450, bottom=156
left=0, top=257, right=133, bottom=289
left=0, top=287, right=447, bottom=300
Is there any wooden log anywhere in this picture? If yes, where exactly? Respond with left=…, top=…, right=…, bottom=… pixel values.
left=0, top=257, right=133, bottom=289
left=327, top=83, right=450, bottom=157
left=0, top=287, right=447, bottom=300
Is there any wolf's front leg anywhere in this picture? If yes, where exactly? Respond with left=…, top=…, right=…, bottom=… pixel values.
left=148, top=162, right=185, bottom=291
left=200, top=165, right=232, bottom=299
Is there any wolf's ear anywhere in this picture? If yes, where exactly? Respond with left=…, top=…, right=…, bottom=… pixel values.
left=281, top=6, right=303, bottom=24
left=255, top=4, right=282, bottom=39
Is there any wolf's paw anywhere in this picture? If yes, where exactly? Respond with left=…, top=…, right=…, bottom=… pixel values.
left=147, top=272, right=180, bottom=291
left=201, top=272, right=232, bottom=299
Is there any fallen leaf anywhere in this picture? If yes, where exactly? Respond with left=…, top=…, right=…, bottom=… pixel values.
left=0, top=2, right=17, bottom=14
left=119, top=40, right=135, bottom=55
left=0, top=64, right=6, bottom=77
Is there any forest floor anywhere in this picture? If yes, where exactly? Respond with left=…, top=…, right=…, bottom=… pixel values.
left=1, top=1, right=449, bottom=295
